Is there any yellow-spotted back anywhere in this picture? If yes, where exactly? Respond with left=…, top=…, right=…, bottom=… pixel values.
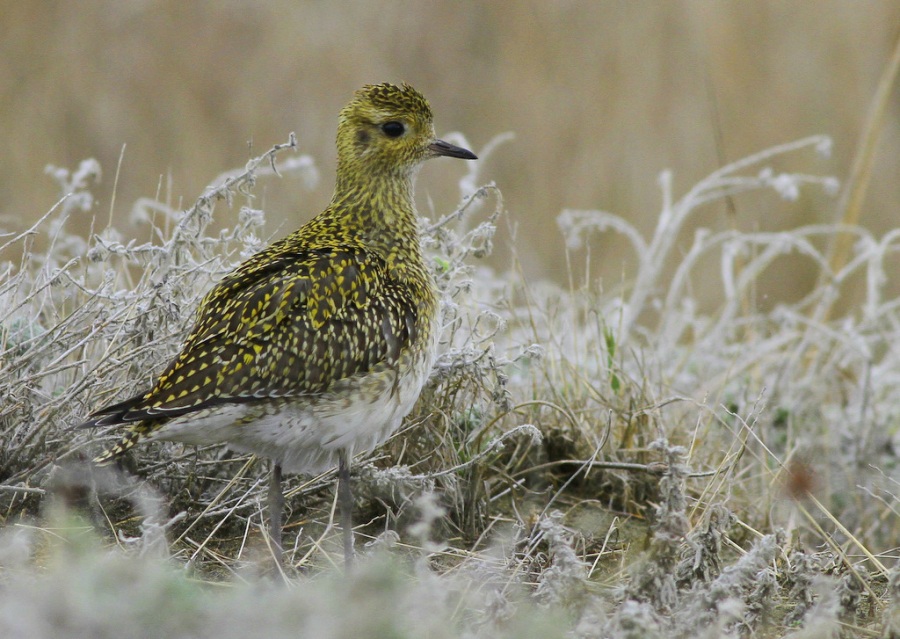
left=83, top=83, right=476, bottom=472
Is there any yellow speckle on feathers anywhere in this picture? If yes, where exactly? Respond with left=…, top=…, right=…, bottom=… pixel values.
left=85, top=82, right=476, bottom=468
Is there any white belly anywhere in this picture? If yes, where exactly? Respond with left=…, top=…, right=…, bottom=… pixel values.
left=150, top=339, right=436, bottom=474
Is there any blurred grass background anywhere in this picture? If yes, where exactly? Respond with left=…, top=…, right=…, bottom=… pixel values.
left=2, top=1, right=899, bottom=302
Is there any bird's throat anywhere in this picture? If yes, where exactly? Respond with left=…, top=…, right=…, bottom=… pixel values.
left=330, top=175, right=425, bottom=270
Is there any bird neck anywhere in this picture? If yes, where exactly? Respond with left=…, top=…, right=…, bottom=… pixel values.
left=329, top=170, right=426, bottom=271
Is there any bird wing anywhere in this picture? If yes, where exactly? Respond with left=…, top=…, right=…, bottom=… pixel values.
left=81, top=239, right=421, bottom=427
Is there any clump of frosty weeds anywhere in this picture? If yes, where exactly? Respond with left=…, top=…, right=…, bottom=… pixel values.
left=0, top=133, right=895, bottom=637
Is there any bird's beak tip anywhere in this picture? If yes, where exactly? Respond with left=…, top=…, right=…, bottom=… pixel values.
left=429, top=140, right=477, bottom=160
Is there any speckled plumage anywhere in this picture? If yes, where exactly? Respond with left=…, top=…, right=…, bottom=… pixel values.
left=82, top=83, right=477, bottom=479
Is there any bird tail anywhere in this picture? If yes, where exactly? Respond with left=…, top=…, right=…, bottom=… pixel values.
left=76, top=393, right=159, bottom=465
left=91, top=423, right=153, bottom=466
left=93, top=429, right=140, bottom=465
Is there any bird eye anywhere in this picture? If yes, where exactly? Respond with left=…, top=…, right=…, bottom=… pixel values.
left=380, top=121, right=405, bottom=138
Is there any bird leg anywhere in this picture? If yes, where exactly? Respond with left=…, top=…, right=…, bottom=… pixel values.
left=268, top=461, right=284, bottom=565
left=338, top=450, right=354, bottom=569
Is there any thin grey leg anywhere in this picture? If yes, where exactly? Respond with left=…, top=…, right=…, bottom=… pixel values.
left=268, top=461, right=284, bottom=564
left=338, top=450, right=354, bottom=569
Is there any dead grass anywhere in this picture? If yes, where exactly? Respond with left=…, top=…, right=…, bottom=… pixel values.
left=4, top=3, right=900, bottom=304
left=0, top=131, right=898, bottom=636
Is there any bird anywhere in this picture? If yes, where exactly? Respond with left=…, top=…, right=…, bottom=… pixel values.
left=79, top=82, right=477, bottom=566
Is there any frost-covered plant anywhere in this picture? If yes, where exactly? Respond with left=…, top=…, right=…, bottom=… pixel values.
left=0, top=133, right=897, bottom=638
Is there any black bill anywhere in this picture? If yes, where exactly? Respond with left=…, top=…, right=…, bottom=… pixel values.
left=429, top=139, right=477, bottom=160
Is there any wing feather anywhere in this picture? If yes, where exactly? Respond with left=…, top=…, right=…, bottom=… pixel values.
left=82, top=240, right=420, bottom=427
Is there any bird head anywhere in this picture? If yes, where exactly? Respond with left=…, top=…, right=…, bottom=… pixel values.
left=336, top=83, right=476, bottom=181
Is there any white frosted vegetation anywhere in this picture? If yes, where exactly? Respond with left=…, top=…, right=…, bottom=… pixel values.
left=0, top=134, right=896, bottom=637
